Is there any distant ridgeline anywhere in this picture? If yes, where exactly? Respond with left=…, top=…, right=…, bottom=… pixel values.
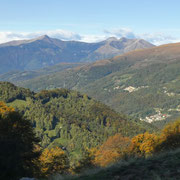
left=0, top=35, right=154, bottom=74
left=0, top=82, right=156, bottom=158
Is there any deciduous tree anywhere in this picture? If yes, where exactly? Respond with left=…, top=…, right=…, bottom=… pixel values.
left=93, top=134, right=130, bottom=167
left=39, top=147, right=69, bottom=177
left=0, top=101, right=40, bottom=180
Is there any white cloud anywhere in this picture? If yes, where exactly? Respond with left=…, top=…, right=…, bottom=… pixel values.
left=0, top=30, right=81, bottom=44
left=104, top=28, right=136, bottom=39
left=0, top=28, right=180, bottom=45
left=42, top=29, right=81, bottom=41
left=80, top=34, right=108, bottom=43
left=103, top=28, right=180, bottom=45
left=137, top=33, right=179, bottom=45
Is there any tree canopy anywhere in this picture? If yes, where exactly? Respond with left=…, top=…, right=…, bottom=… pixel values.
left=0, top=102, right=40, bottom=180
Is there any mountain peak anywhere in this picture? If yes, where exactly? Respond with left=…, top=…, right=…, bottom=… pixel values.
left=106, top=37, right=118, bottom=42
left=34, top=35, right=50, bottom=41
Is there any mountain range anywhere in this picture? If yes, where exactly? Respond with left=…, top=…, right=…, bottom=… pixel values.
left=3, top=42, right=179, bottom=126
left=0, top=35, right=180, bottom=126
left=0, top=35, right=154, bottom=73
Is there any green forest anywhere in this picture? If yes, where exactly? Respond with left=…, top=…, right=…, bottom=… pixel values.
left=0, top=82, right=157, bottom=177
left=0, top=83, right=180, bottom=179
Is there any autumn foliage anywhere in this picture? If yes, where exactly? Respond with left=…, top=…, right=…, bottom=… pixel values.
left=155, top=119, right=180, bottom=152
left=0, top=101, right=14, bottom=115
left=93, top=134, right=130, bottom=167
left=129, top=132, right=158, bottom=157
left=92, top=119, right=180, bottom=167
left=39, top=147, right=69, bottom=177
left=129, top=119, right=180, bottom=157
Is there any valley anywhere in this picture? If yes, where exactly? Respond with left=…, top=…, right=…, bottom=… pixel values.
left=2, top=42, right=179, bottom=126
left=1, top=1, right=180, bottom=179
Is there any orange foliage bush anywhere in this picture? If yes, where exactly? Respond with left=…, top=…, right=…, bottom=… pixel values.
left=39, top=147, right=69, bottom=177
left=155, top=119, right=180, bottom=152
left=93, top=134, right=130, bottom=167
left=129, top=132, right=157, bottom=157
left=0, top=101, right=14, bottom=115
left=129, top=119, right=180, bottom=157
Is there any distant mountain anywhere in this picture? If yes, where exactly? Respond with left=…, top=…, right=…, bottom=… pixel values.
left=0, top=35, right=154, bottom=73
left=10, top=42, right=180, bottom=126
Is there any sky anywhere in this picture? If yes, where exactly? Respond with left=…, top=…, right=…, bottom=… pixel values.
left=0, top=0, right=180, bottom=45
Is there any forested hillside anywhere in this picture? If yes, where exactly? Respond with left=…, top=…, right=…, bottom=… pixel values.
left=12, top=42, right=180, bottom=126
left=0, top=82, right=155, bottom=161
left=1, top=93, right=179, bottom=180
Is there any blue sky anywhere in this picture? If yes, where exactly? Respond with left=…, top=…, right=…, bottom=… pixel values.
left=0, top=0, right=180, bottom=44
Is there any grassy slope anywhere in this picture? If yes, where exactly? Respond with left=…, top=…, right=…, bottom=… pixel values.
left=62, top=149, right=180, bottom=180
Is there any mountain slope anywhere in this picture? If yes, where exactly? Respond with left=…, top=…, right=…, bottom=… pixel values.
left=0, top=62, right=86, bottom=83
left=0, top=82, right=155, bottom=158
left=14, top=42, right=180, bottom=126
left=16, top=42, right=180, bottom=90
left=0, top=35, right=154, bottom=73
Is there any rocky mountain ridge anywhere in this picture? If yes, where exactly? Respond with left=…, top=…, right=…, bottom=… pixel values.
left=0, top=35, right=154, bottom=73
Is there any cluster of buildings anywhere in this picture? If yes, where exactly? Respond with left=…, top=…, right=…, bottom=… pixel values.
left=140, top=110, right=170, bottom=123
